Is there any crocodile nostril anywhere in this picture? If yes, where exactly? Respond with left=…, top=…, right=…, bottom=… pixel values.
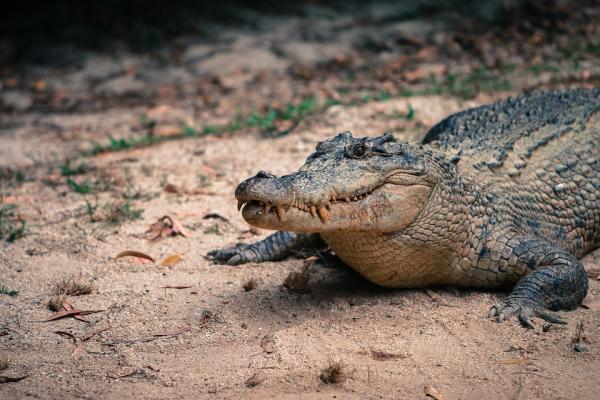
left=256, top=171, right=275, bottom=179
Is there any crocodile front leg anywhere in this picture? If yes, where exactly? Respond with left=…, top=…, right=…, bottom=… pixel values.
left=488, top=238, right=589, bottom=328
left=208, top=231, right=324, bottom=265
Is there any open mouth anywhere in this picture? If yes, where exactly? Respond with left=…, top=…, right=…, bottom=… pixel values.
left=236, top=185, right=382, bottom=224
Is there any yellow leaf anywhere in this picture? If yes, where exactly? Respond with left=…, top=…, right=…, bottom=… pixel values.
left=161, top=254, right=182, bottom=267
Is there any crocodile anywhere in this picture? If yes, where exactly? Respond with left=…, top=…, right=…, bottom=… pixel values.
left=209, top=89, right=600, bottom=327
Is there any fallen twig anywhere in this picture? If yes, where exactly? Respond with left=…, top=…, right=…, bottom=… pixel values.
left=101, top=328, right=189, bottom=347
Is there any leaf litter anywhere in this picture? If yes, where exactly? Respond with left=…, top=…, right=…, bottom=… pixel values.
left=45, top=308, right=104, bottom=322
left=160, top=254, right=182, bottom=267
left=101, top=327, right=190, bottom=347
left=115, top=250, right=155, bottom=263
left=146, top=215, right=188, bottom=240
left=54, top=325, right=110, bottom=357
left=161, top=284, right=194, bottom=289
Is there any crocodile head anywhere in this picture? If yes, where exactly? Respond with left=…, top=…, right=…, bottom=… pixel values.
left=236, top=131, right=439, bottom=232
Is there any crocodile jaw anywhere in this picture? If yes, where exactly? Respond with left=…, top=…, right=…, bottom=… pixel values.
left=239, top=183, right=432, bottom=232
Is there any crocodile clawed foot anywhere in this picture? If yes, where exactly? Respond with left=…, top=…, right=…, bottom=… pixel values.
left=207, top=243, right=255, bottom=265
left=488, top=300, right=567, bottom=329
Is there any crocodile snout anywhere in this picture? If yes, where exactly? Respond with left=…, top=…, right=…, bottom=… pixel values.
left=235, top=171, right=293, bottom=204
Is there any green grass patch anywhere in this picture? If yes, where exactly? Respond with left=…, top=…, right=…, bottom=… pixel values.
left=67, top=177, right=97, bottom=194
left=0, top=284, right=18, bottom=296
left=376, top=91, right=392, bottom=101
left=528, top=63, right=561, bottom=75
left=0, top=167, right=26, bottom=185
left=82, top=97, right=325, bottom=155
left=60, top=160, right=89, bottom=177
left=0, top=204, right=26, bottom=242
left=247, top=97, right=319, bottom=135
left=324, top=98, right=342, bottom=107
left=409, top=67, right=513, bottom=99
left=105, top=201, right=143, bottom=224
left=84, top=197, right=143, bottom=224
left=86, top=134, right=163, bottom=156
left=392, top=104, right=416, bottom=120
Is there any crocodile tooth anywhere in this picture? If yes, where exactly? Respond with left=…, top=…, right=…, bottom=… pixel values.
left=352, top=196, right=358, bottom=201
left=309, top=205, right=317, bottom=217
left=317, top=206, right=330, bottom=223
left=237, top=200, right=244, bottom=211
left=325, top=202, right=331, bottom=210
left=344, top=197, right=351, bottom=203
left=276, top=205, right=286, bottom=222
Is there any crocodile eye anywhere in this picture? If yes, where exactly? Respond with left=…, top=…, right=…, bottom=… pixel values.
left=351, top=142, right=370, bottom=159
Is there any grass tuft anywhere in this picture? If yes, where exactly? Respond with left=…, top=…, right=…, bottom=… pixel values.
left=60, top=160, right=89, bottom=177
left=0, top=204, right=26, bottom=242
left=46, top=294, right=67, bottom=311
left=319, top=361, right=345, bottom=384
left=242, top=278, right=258, bottom=292
left=0, top=284, right=18, bottom=296
left=283, top=262, right=311, bottom=294
left=52, top=276, right=95, bottom=296
left=245, top=372, right=263, bottom=388
left=0, top=357, right=9, bottom=372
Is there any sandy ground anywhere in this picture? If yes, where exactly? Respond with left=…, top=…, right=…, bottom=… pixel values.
left=1, top=95, right=599, bottom=400
left=1, top=2, right=600, bottom=399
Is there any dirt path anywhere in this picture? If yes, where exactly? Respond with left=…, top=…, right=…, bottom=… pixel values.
left=1, top=2, right=599, bottom=399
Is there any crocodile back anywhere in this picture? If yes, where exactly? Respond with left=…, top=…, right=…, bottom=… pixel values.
left=422, top=89, right=600, bottom=175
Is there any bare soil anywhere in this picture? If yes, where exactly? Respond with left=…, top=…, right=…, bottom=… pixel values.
left=1, top=2, right=599, bottom=399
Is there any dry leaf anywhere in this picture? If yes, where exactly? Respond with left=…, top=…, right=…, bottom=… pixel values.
left=44, top=309, right=104, bottom=322
left=62, top=300, right=89, bottom=322
left=498, top=358, right=532, bottom=365
left=147, top=216, right=188, bottom=241
left=0, top=375, right=28, bottom=384
left=260, top=335, right=275, bottom=354
left=424, top=384, right=445, bottom=400
left=203, top=213, right=229, bottom=222
left=115, top=250, right=155, bottom=263
left=153, top=328, right=190, bottom=337
left=369, top=350, right=404, bottom=361
left=82, top=326, right=110, bottom=342
left=160, top=254, right=182, bottom=267
left=170, top=217, right=188, bottom=237
left=163, top=183, right=180, bottom=193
